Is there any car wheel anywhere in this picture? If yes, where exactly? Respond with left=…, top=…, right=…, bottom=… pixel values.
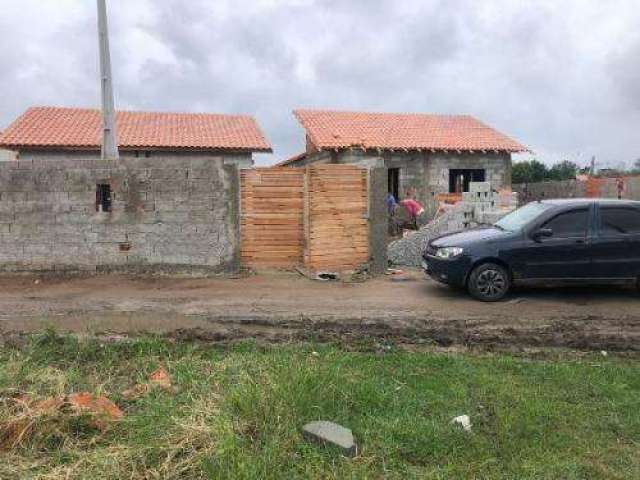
left=467, top=263, right=511, bottom=302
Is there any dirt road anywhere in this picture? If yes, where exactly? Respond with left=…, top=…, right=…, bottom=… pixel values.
left=0, top=270, right=638, bottom=351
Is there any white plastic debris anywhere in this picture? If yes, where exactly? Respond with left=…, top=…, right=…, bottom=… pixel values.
left=601, top=350, right=608, bottom=357
left=451, top=415, right=472, bottom=432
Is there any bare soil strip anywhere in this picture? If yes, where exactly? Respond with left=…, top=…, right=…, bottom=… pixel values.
left=0, top=272, right=638, bottom=351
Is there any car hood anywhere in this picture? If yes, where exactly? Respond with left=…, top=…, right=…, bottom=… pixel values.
left=430, top=226, right=514, bottom=248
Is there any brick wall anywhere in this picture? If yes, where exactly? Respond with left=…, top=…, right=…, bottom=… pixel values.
left=0, top=152, right=243, bottom=273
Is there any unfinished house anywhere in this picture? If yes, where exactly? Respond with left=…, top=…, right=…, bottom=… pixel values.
left=279, top=109, right=527, bottom=216
left=0, top=106, right=271, bottom=272
left=0, top=106, right=271, bottom=166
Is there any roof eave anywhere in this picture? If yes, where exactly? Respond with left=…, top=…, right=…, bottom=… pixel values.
left=0, top=144, right=272, bottom=154
left=310, top=144, right=531, bottom=154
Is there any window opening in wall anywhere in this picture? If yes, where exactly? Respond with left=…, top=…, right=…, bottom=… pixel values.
left=449, top=169, right=486, bottom=193
left=388, top=168, right=400, bottom=200
left=96, top=184, right=112, bottom=212
left=145, top=151, right=151, bottom=158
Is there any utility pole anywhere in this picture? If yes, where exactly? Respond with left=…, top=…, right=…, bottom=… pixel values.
left=97, top=0, right=119, bottom=160
left=590, top=155, right=596, bottom=175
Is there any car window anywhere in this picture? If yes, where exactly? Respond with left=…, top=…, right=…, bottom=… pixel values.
left=494, top=202, right=552, bottom=231
left=541, top=209, right=589, bottom=238
left=600, top=207, right=640, bottom=235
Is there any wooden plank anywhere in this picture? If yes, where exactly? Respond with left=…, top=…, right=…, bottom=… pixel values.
left=309, top=230, right=368, bottom=238
left=308, top=250, right=369, bottom=258
left=309, top=242, right=369, bottom=250
left=309, top=192, right=367, bottom=198
left=309, top=251, right=369, bottom=259
left=243, top=238, right=303, bottom=244
left=309, top=220, right=367, bottom=229
left=303, top=166, right=310, bottom=265
left=310, top=204, right=367, bottom=212
left=243, top=238, right=304, bottom=244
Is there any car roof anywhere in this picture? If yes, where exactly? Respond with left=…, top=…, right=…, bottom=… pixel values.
left=539, top=198, right=640, bottom=208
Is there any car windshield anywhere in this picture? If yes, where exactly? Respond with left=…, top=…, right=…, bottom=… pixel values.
left=494, top=202, right=552, bottom=232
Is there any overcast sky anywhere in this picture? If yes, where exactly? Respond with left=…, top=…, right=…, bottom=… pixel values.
left=1, top=0, right=639, bottom=167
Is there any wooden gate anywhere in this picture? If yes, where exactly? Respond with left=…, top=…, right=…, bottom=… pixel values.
left=305, top=165, right=369, bottom=271
left=240, top=165, right=369, bottom=271
left=240, top=168, right=305, bottom=268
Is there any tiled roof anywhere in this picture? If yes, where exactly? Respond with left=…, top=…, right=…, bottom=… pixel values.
left=0, top=106, right=272, bottom=152
left=293, top=109, right=527, bottom=153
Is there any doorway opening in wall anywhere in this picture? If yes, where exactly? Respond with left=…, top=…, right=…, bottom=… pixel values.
left=449, top=169, right=485, bottom=193
left=96, top=183, right=112, bottom=212
left=388, top=168, right=400, bottom=200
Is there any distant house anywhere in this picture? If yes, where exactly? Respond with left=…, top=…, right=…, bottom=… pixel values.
left=0, top=148, right=16, bottom=162
left=279, top=109, right=527, bottom=215
left=0, top=106, right=272, bottom=166
left=0, top=131, right=17, bottom=161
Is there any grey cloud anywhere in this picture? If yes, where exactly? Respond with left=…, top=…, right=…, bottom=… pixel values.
left=0, top=0, right=639, bottom=167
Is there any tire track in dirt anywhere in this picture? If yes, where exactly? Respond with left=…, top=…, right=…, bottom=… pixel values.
left=2, top=309, right=638, bottom=352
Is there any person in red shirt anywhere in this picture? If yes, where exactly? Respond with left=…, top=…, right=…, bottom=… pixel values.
left=400, top=198, right=424, bottom=218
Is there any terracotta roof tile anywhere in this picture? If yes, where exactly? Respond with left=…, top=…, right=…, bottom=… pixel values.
left=293, top=109, right=527, bottom=153
left=0, top=106, right=272, bottom=152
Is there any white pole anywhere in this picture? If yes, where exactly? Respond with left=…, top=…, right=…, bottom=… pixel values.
left=97, top=0, right=119, bottom=160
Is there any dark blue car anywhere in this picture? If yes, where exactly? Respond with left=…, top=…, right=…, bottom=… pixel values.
left=422, top=199, right=640, bottom=301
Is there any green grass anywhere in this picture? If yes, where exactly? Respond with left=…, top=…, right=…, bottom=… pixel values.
left=0, top=332, right=638, bottom=479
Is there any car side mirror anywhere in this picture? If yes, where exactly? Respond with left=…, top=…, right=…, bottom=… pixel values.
left=533, top=228, right=553, bottom=242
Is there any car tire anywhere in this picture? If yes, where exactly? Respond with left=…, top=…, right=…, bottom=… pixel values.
left=467, top=263, right=511, bottom=302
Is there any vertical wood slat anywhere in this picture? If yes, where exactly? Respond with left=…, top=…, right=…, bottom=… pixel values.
left=303, top=165, right=310, bottom=266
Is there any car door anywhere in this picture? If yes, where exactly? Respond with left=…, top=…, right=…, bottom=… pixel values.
left=519, top=206, right=592, bottom=279
left=591, top=205, right=640, bottom=279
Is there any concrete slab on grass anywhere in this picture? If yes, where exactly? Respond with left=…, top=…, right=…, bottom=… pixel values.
left=302, top=421, right=356, bottom=456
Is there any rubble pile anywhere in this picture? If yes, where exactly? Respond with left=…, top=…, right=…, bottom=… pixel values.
left=388, top=183, right=517, bottom=267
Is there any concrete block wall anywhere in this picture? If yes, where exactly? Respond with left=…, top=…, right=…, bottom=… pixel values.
left=0, top=152, right=243, bottom=273
left=513, top=179, right=585, bottom=204
left=514, top=177, right=640, bottom=205
left=292, top=148, right=511, bottom=221
left=425, top=152, right=511, bottom=215
left=337, top=150, right=510, bottom=214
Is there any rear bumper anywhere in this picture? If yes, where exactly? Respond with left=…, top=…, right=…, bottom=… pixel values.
left=422, top=255, right=471, bottom=287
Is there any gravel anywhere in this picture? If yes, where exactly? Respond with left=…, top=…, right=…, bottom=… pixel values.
left=387, top=207, right=472, bottom=267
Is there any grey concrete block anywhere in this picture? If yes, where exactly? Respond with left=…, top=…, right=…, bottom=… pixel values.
left=302, top=421, right=356, bottom=456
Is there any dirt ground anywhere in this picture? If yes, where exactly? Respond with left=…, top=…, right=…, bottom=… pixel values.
left=0, top=269, right=639, bottom=352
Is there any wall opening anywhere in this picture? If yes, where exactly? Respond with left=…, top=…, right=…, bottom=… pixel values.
left=388, top=168, right=400, bottom=200
left=449, top=169, right=485, bottom=193
left=96, top=183, right=112, bottom=212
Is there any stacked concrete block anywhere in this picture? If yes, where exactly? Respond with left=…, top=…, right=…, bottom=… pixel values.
left=331, top=149, right=511, bottom=220
left=0, top=152, right=242, bottom=273
left=425, top=152, right=511, bottom=217
left=388, top=181, right=517, bottom=266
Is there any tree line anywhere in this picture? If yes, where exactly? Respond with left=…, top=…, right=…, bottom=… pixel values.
left=512, top=159, right=640, bottom=184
